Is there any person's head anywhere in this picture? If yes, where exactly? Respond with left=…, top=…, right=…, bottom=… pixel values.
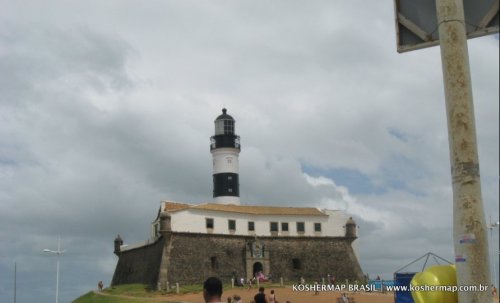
left=271, top=290, right=274, bottom=294
left=259, top=286, right=265, bottom=293
left=203, top=277, right=223, bottom=303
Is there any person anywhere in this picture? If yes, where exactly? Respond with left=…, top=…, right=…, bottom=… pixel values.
left=340, top=292, right=349, bottom=303
left=254, top=286, right=268, bottom=303
left=268, top=289, right=276, bottom=303
left=492, top=284, right=497, bottom=296
left=247, top=277, right=253, bottom=290
left=232, top=294, right=242, bottom=303
left=203, top=277, right=224, bottom=303
left=97, top=281, right=103, bottom=291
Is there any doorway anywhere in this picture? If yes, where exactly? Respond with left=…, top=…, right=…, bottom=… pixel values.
left=253, top=262, right=263, bottom=278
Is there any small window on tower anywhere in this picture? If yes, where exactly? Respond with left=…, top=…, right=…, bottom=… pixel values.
left=228, top=176, right=232, bottom=180
left=228, top=188, right=233, bottom=193
left=248, top=221, right=255, bottom=231
left=153, top=223, right=159, bottom=237
left=224, top=120, right=234, bottom=134
left=206, top=218, right=214, bottom=229
left=227, top=157, right=232, bottom=164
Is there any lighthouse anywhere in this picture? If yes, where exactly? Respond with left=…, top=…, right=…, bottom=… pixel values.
left=210, top=108, right=241, bottom=205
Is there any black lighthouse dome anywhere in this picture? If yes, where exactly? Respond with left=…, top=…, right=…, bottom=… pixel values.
left=215, top=108, right=234, bottom=121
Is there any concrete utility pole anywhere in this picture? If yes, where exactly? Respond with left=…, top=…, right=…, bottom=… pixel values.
left=435, top=0, right=491, bottom=302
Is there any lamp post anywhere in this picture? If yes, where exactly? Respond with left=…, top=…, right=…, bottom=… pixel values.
left=489, top=216, right=500, bottom=288
left=43, top=237, right=65, bottom=303
left=14, top=262, right=17, bottom=303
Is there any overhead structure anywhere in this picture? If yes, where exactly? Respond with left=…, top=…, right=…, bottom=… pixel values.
left=394, top=0, right=499, bottom=52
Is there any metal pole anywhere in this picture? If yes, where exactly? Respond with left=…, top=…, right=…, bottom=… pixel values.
left=491, top=224, right=497, bottom=288
left=55, top=236, right=61, bottom=303
left=56, top=254, right=60, bottom=303
left=44, top=237, right=64, bottom=303
left=14, top=262, right=16, bottom=303
left=435, top=0, right=491, bottom=302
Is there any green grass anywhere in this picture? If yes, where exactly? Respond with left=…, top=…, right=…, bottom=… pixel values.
left=72, top=282, right=287, bottom=303
left=72, top=284, right=179, bottom=303
left=103, top=284, right=156, bottom=297
left=72, top=291, right=145, bottom=303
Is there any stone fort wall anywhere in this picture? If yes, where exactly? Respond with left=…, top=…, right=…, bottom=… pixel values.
left=112, top=232, right=363, bottom=288
left=111, top=237, right=165, bottom=287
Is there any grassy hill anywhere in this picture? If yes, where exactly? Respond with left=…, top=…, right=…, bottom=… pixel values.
left=73, top=291, right=141, bottom=303
left=72, top=284, right=188, bottom=303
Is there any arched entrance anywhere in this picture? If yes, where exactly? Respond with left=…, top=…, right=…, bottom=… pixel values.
left=253, top=262, right=263, bottom=278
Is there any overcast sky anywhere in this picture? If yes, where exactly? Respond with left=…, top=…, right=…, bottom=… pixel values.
left=0, top=1, right=498, bottom=302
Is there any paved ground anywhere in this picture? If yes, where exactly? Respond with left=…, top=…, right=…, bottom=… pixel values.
left=164, top=286, right=393, bottom=303
left=163, top=287, right=500, bottom=303
left=94, top=286, right=500, bottom=303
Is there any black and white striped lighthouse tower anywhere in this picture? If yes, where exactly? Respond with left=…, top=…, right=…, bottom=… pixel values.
left=210, top=108, right=241, bottom=205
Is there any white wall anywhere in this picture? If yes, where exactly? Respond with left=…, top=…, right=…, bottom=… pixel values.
left=166, top=208, right=349, bottom=237
left=211, top=148, right=239, bottom=174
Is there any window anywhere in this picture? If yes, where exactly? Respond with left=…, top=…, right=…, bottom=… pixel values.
left=270, top=222, right=278, bottom=232
left=228, top=188, right=233, bottom=193
left=153, top=223, right=159, bottom=236
left=281, top=222, right=289, bottom=232
left=297, top=222, right=305, bottom=233
left=228, top=219, right=236, bottom=231
left=206, top=218, right=214, bottom=229
left=211, top=256, right=218, bottom=270
left=314, top=223, right=322, bottom=232
left=292, top=258, right=302, bottom=270
left=228, top=176, right=233, bottom=180
left=224, top=120, right=234, bottom=134
left=248, top=221, right=255, bottom=231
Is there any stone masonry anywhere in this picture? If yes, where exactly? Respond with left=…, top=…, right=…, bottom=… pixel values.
left=112, top=231, right=364, bottom=289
